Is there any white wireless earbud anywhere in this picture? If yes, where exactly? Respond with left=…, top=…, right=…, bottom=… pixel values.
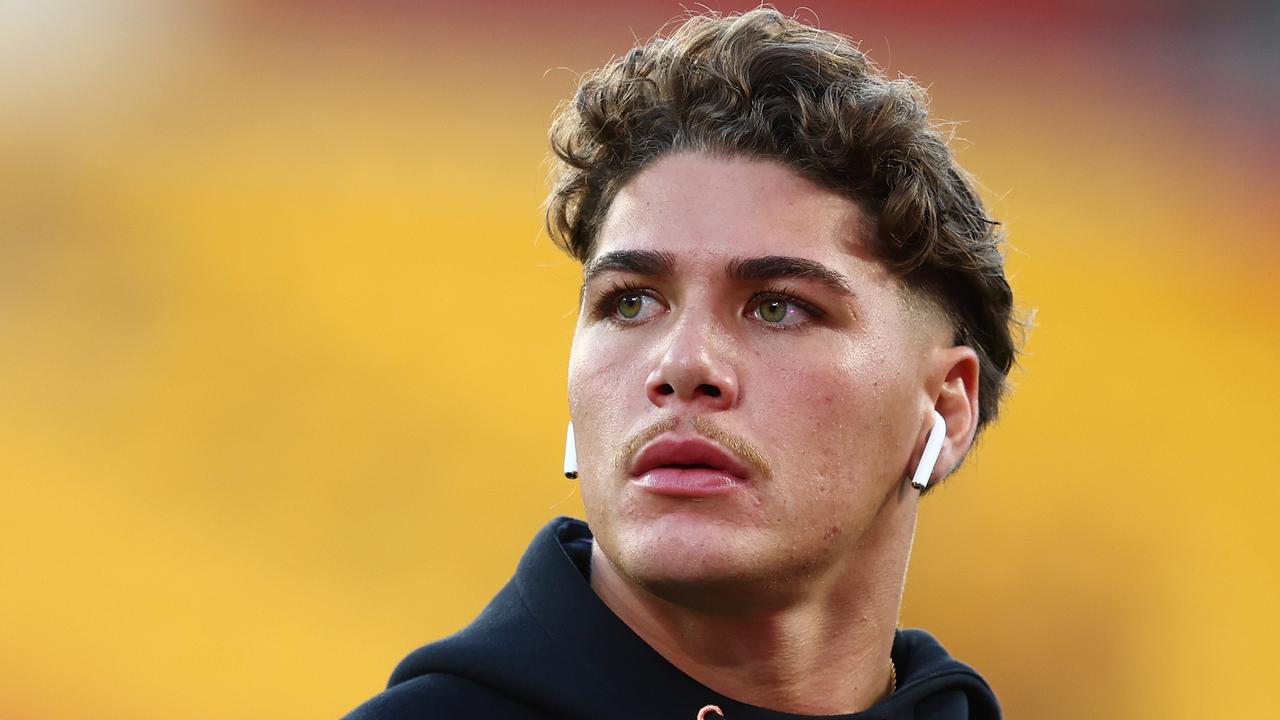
left=563, top=421, right=578, bottom=479
left=910, top=410, right=947, bottom=490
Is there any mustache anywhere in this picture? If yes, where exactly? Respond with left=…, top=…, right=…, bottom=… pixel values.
left=616, top=416, right=773, bottom=480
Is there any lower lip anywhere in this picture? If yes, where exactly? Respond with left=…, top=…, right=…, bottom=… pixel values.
left=633, top=468, right=744, bottom=498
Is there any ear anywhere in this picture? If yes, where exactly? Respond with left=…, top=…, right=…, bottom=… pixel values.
left=924, top=345, right=980, bottom=486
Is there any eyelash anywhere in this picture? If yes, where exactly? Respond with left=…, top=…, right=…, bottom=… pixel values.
left=750, top=286, right=826, bottom=326
left=589, top=282, right=825, bottom=328
left=589, top=281, right=655, bottom=323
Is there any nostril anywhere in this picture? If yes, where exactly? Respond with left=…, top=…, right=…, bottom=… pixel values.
left=657, top=383, right=675, bottom=396
left=698, top=384, right=721, bottom=398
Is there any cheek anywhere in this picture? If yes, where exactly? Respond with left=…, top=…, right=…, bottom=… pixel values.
left=568, top=327, right=619, bottom=413
left=755, top=343, right=905, bottom=484
left=567, top=330, right=643, bottom=471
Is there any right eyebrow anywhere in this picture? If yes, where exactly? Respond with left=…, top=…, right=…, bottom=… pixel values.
left=581, top=249, right=677, bottom=289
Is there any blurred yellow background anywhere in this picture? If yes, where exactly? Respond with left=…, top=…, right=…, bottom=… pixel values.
left=2, top=1, right=1277, bottom=718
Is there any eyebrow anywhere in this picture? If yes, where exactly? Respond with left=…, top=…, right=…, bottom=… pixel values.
left=582, top=249, right=677, bottom=288
left=726, top=255, right=856, bottom=298
left=581, top=250, right=856, bottom=299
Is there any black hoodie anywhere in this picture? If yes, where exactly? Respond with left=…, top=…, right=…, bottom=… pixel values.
left=343, top=517, right=1001, bottom=720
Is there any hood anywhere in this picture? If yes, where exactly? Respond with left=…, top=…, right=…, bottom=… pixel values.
left=383, top=517, right=1001, bottom=720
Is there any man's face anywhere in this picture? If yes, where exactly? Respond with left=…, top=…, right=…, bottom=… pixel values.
left=567, top=152, right=947, bottom=603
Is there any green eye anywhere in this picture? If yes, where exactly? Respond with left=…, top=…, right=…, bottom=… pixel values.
left=617, top=294, right=645, bottom=319
left=757, top=299, right=789, bottom=323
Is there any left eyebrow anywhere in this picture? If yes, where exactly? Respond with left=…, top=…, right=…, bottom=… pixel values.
left=725, top=255, right=856, bottom=298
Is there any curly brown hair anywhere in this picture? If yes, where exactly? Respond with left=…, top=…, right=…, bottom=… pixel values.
left=546, top=8, right=1018, bottom=434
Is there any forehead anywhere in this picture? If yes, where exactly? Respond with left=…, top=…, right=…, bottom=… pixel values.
left=595, top=152, right=880, bottom=270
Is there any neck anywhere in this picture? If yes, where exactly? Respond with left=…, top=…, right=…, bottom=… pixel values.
left=589, top=484, right=918, bottom=715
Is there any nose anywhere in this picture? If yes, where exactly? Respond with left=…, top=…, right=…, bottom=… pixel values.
left=645, top=315, right=739, bottom=411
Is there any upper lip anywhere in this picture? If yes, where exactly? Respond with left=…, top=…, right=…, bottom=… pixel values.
left=629, top=435, right=754, bottom=480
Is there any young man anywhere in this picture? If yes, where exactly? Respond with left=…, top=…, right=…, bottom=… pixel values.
left=346, top=9, right=1016, bottom=719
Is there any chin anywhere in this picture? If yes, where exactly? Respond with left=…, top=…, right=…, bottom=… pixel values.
left=600, top=514, right=821, bottom=612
